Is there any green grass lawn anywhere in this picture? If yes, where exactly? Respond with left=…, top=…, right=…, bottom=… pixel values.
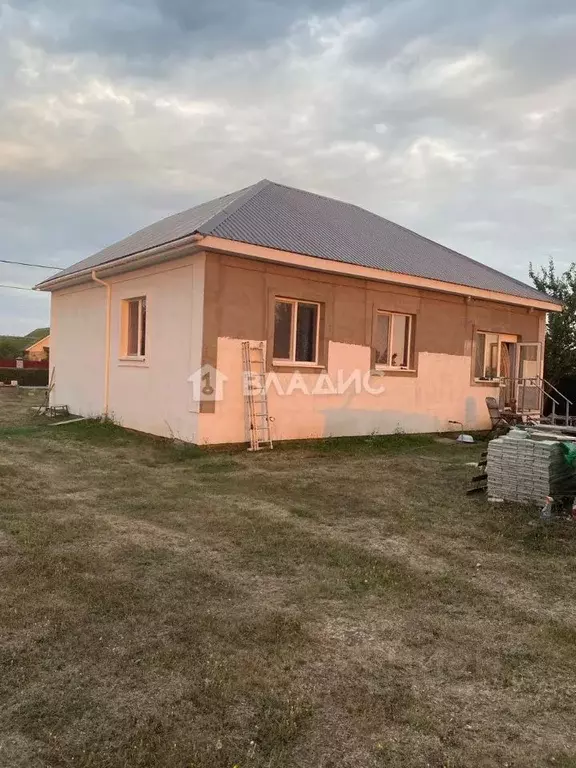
left=0, top=389, right=575, bottom=767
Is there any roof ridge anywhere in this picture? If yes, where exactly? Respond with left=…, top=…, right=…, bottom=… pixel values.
left=114, top=185, right=253, bottom=244
left=260, top=179, right=352, bottom=208
left=258, top=180, right=547, bottom=301
left=199, top=179, right=271, bottom=234
left=372, top=214, right=547, bottom=299
left=35, top=181, right=266, bottom=288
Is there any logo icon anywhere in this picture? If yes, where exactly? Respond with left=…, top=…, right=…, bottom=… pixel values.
left=188, top=364, right=228, bottom=402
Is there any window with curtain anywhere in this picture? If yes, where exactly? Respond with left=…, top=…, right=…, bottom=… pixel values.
left=123, top=297, right=147, bottom=357
left=374, top=312, right=413, bottom=369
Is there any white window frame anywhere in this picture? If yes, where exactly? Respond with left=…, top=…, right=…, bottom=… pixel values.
left=474, top=331, right=517, bottom=382
left=374, top=311, right=414, bottom=370
left=273, top=298, right=321, bottom=366
left=121, top=297, right=147, bottom=360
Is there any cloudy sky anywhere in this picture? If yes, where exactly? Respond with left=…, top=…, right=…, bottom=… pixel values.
left=1, top=0, right=575, bottom=334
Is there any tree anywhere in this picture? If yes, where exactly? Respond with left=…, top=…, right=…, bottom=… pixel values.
left=529, top=258, right=576, bottom=386
left=0, top=336, right=26, bottom=359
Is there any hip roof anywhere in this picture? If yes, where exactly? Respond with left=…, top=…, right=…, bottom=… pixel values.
left=38, top=179, right=556, bottom=305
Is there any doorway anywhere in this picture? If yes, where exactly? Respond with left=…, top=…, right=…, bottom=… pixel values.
left=497, top=340, right=543, bottom=413
left=516, top=342, right=543, bottom=412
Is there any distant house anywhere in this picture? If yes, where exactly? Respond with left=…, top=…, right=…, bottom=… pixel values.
left=24, top=334, right=50, bottom=362
left=36, top=180, right=560, bottom=444
left=0, top=327, right=50, bottom=361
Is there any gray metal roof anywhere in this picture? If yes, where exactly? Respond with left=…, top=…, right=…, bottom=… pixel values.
left=47, top=183, right=256, bottom=281
left=39, top=179, right=553, bottom=303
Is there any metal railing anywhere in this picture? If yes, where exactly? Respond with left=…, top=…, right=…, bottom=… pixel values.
left=498, top=376, right=573, bottom=426
left=542, top=377, right=573, bottom=425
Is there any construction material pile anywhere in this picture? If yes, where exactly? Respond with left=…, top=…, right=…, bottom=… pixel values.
left=487, top=429, right=576, bottom=503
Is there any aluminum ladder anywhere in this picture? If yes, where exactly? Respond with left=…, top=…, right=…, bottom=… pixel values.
left=241, top=342, right=273, bottom=451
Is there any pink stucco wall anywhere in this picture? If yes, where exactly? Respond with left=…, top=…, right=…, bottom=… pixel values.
left=198, top=337, right=507, bottom=444
left=49, top=247, right=546, bottom=446
left=50, top=253, right=205, bottom=441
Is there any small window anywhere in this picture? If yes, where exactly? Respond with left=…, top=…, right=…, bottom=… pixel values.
left=273, top=298, right=320, bottom=364
left=123, top=297, right=147, bottom=357
left=374, top=312, right=413, bottom=369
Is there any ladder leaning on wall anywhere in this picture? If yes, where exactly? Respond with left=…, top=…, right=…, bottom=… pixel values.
left=241, top=341, right=273, bottom=451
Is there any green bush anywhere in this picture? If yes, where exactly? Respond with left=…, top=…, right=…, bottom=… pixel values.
left=0, top=368, right=49, bottom=386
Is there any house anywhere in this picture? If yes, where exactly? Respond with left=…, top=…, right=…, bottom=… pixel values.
left=36, top=180, right=561, bottom=445
left=24, top=333, right=50, bottom=362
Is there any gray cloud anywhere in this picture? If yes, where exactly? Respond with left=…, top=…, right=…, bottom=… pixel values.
left=0, top=0, right=575, bottom=333
left=11, top=0, right=362, bottom=72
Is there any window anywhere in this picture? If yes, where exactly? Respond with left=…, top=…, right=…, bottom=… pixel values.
left=123, top=297, right=147, bottom=357
left=474, top=332, right=517, bottom=380
left=374, top=312, right=413, bottom=369
left=273, top=298, right=320, bottom=364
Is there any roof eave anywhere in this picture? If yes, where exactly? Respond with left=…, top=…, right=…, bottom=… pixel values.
left=199, top=235, right=562, bottom=313
left=35, top=233, right=204, bottom=292
left=24, top=334, right=50, bottom=351
left=37, top=229, right=562, bottom=313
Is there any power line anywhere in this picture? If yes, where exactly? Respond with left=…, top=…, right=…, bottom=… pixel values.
left=0, top=258, right=60, bottom=270
left=0, top=284, right=38, bottom=292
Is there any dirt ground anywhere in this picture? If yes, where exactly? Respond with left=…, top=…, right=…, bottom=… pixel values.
left=0, top=388, right=575, bottom=768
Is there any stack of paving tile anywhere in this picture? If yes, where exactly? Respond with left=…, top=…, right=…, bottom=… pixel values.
left=487, top=429, right=575, bottom=503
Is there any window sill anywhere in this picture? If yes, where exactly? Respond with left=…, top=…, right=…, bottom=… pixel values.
left=375, top=366, right=415, bottom=372
left=118, top=356, right=148, bottom=368
left=272, top=360, right=324, bottom=368
left=473, top=379, right=500, bottom=386
left=271, top=362, right=326, bottom=373
left=373, top=368, right=417, bottom=378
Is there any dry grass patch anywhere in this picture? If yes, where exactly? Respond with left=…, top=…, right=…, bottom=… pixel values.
left=0, top=390, right=576, bottom=767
